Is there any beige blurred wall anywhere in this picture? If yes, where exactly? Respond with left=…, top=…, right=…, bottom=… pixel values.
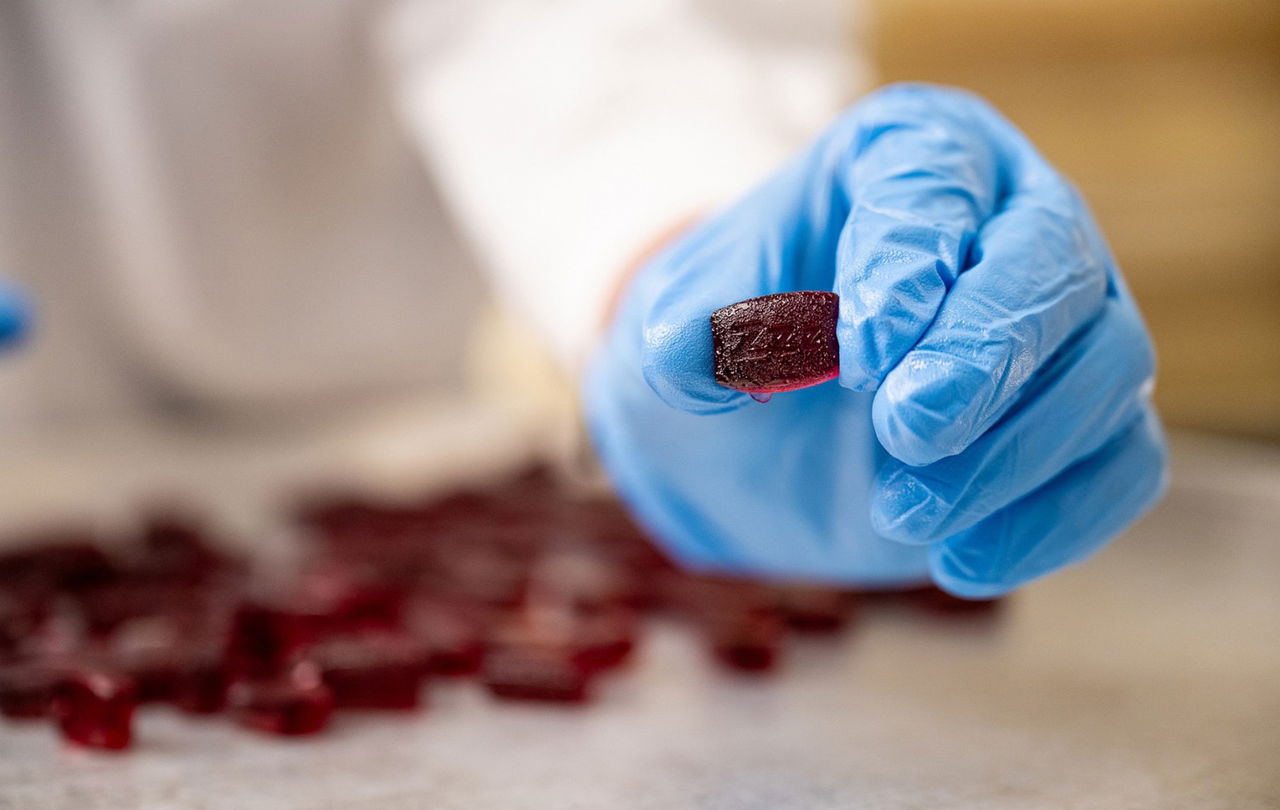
left=868, top=0, right=1280, bottom=440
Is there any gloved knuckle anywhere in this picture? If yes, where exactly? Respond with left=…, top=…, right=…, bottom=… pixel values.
left=873, top=467, right=950, bottom=543
left=878, top=351, right=993, bottom=465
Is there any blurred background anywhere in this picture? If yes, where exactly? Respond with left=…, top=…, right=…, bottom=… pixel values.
left=869, top=0, right=1280, bottom=440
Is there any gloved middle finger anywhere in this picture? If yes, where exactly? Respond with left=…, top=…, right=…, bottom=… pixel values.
left=870, top=177, right=1110, bottom=467
left=869, top=294, right=1154, bottom=545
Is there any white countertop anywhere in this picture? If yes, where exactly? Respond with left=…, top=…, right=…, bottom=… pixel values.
left=1, top=419, right=1277, bottom=809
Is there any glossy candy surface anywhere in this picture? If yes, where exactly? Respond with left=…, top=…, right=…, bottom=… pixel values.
left=226, top=600, right=323, bottom=679
left=775, top=585, right=857, bottom=633
left=51, top=668, right=136, bottom=750
left=701, top=607, right=782, bottom=673
left=711, top=291, right=839, bottom=395
left=483, top=645, right=591, bottom=703
left=309, top=634, right=427, bottom=710
left=173, top=647, right=231, bottom=714
left=570, top=607, right=637, bottom=673
left=229, top=664, right=334, bottom=736
left=483, top=612, right=594, bottom=703
left=112, top=618, right=185, bottom=703
left=408, top=599, right=486, bottom=677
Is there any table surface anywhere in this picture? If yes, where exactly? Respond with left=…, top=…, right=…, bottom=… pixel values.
left=1, top=417, right=1278, bottom=810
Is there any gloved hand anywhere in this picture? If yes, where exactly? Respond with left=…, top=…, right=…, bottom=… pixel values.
left=584, top=84, right=1168, bottom=597
left=0, top=280, right=29, bottom=349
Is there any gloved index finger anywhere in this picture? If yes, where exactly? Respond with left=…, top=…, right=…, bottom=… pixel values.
left=835, top=84, right=1007, bottom=392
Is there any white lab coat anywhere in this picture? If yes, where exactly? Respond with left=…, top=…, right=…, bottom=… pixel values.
left=0, top=0, right=867, bottom=426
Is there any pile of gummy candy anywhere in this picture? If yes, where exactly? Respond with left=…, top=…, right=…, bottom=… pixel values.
left=0, top=466, right=999, bottom=750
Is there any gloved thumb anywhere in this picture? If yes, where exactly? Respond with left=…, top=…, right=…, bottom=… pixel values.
left=636, top=232, right=755, bottom=415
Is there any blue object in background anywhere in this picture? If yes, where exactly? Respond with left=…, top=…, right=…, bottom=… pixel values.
left=0, top=281, right=29, bottom=349
left=585, top=84, right=1168, bottom=597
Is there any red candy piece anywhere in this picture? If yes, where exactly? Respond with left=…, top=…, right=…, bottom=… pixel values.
left=0, top=538, right=116, bottom=592
left=407, top=599, right=486, bottom=677
left=525, top=551, right=642, bottom=674
left=0, top=592, right=47, bottom=656
left=570, top=607, right=637, bottom=674
left=483, top=612, right=593, bottom=703
left=133, top=514, right=246, bottom=587
left=484, top=646, right=590, bottom=703
left=705, top=610, right=783, bottom=673
left=295, top=559, right=406, bottom=634
left=674, top=577, right=785, bottom=673
left=109, top=617, right=230, bottom=713
left=50, top=668, right=137, bottom=750
left=423, top=539, right=530, bottom=611
left=79, top=579, right=235, bottom=639
left=172, top=647, right=230, bottom=714
left=226, top=599, right=326, bottom=678
left=774, top=585, right=857, bottom=633
left=308, top=634, right=428, bottom=710
left=111, top=617, right=183, bottom=702
left=78, top=582, right=166, bottom=638
left=667, top=575, right=776, bottom=618
left=229, top=663, right=334, bottom=736
left=528, top=548, right=638, bottom=614
left=0, top=593, right=86, bottom=661
left=711, top=291, right=840, bottom=394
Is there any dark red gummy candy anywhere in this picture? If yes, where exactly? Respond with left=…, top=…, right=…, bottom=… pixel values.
left=407, top=599, right=486, bottom=677
left=711, top=291, right=839, bottom=394
left=111, top=617, right=184, bottom=703
left=226, top=600, right=323, bottom=678
left=172, top=647, right=231, bottom=714
left=483, top=645, right=590, bottom=703
left=705, top=610, right=783, bottom=673
left=228, top=663, right=334, bottom=736
left=309, top=634, right=427, bottom=710
left=775, top=585, right=857, bottom=633
left=570, top=607, right=637, bottom=673
left=483, top=615, right=592, bottom=703
left=50, top=669, right=137, bottom=750
left=673, top=578, right=784, bottom=673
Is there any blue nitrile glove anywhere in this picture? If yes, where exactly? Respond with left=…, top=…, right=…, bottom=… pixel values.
left=0, top=280, right=29, bottom=350
left=584, top=84, right=1168, bottom=597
